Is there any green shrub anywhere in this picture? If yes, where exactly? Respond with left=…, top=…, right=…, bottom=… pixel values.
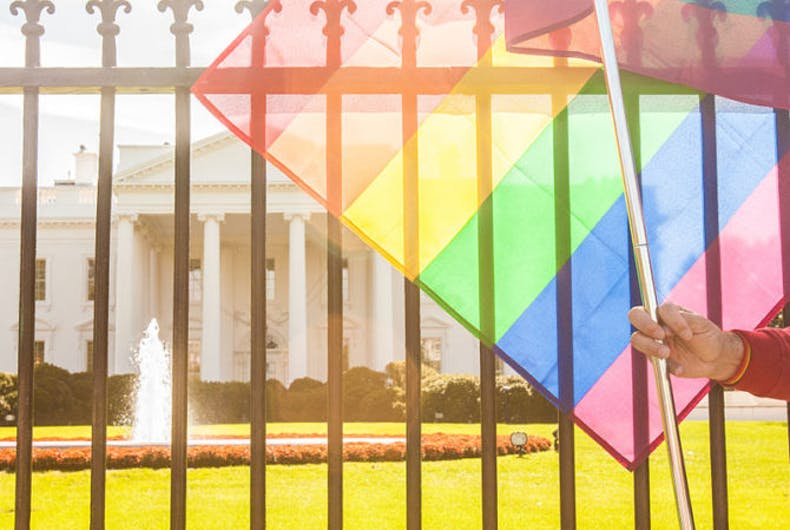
left=108, top=373, right=137, bottom=425
left=496, top=376, right=556, bottom=423
left=388, top=361, right=556, bottom=424
left=33, top=364, right=75, bottom=426
left=190, top=381, right=250, bottom=424
left=343, top=366, right=402, bottom=421
left=422, top=374, right=480, bottom=422
left=66, top=372, right=94, bottom=425
left=0, top=372, right=17, bottom=425
left=0, top=358, right=556, bottom=426
left=264, top=379, right=288, bottom=422
left=283, top=377, right=327, bottom=421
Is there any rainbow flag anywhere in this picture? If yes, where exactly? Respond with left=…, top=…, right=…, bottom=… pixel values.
left=193, top=0, right=788, bottom=468
left=506, top=0, right=790, bottom=110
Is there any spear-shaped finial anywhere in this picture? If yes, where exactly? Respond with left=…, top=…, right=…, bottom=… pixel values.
left=157, top=0, right=204, bottom=67
left=386, top=0, right=432, bottom=67
left=86, top=0, right=132, bottom=67
left=10, top=0, right=55, bottom=67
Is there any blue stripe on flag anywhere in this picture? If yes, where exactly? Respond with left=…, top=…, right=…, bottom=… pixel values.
left=496, top=100, right=778, bottom=409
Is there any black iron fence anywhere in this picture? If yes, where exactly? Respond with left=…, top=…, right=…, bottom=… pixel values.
left=0, top=1, right=787, bottom=529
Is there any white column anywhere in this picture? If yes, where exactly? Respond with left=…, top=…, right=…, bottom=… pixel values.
left=114, top=214, right=137, bottom=374
left=370, top=251, right=395, bottom=371
left=148, top=246, right=160, bottom=319
left=200, top=213, right=224, bottom=382
left=286, top=213, right=309, bottom=383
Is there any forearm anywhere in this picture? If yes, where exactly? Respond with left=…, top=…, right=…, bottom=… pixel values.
left=710, top=331, right=746, bottom=383
left=727, top=328, right=790, bottom=401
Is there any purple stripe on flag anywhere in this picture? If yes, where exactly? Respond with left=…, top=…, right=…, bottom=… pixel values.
left=575, top=164, right=785, bottom=467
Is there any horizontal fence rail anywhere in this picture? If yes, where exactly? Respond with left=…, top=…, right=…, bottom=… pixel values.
left=1, top=2, right=788, bottom=530
left=0, top=67, right=707, bottom=95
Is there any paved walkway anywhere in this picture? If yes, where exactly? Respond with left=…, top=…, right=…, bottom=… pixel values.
left=0, top=437, right=405, bottom=449
left=686, top=390, right=787, bottom=421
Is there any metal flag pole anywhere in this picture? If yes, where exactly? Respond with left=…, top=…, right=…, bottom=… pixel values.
left=591, top=0, right=696, bottom=528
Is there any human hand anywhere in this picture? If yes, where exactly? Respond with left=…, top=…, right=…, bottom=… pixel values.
left=628, top=303, right=744, bottom=382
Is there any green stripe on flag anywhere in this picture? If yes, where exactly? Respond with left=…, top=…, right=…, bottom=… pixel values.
left=418, top=74, right=696, bottom=345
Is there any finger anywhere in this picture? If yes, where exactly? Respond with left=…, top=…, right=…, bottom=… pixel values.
left=657, top=303, right=693, bottom=341
left=668, top=360, right=684, bottom=377
left=628, top=306, right=665, bottom=340
left=630, top=331, right=670, bottom=358
left=679, top=310, right=718, bottom=334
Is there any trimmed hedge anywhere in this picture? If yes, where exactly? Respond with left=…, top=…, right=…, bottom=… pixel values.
left=0, top=433, right=552, bottom=471
left=0, top=367, right=138, bottom=427
left=417, top=372, right=556, bottom=423
left=0, top=361, right=556, bottom=426
left=0, top=372, right=17, bottom=424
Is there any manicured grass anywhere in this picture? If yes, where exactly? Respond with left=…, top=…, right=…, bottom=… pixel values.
left=0, top=422, right=555, bottom=439
left=0, top=421, right=787, bottom=528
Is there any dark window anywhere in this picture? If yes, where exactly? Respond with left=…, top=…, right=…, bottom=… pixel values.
left=189, top=258, right=202, bottom=302
left=342, top=258, right=349, bottom=301
left=33, top=341, right=45, bottom=365
left=87, top=258, right=95, bottom=301
left=266, top=258, right=275, bottom=300
left=188, top=340, right=201, bottom=377
left=86, top=340, right=94, bottom=371
left=35, top=259, right=46, bottom=301
left=421, top=338, right=442, bottom=372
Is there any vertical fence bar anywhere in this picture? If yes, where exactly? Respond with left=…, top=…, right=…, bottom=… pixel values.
left=171, top=73, right=191, bottom=530
left=15, top=80, right=38, bottom=530
left=249, top=137, right=267, bottom=530
left=158, top=2, right=203, bottom=529
left=249, top=24, right=267, bottom=530
left=399, top=4, right=422, bottom=524
left=316, top=2, right=350, bottom=527
left=13, top=47, right=38, bottom=530
left=775, top=107, right=790, bottom=460
left=625, top=92, right=650, bottom=530
left=234, top=2, right=275, bottom=528
left=250, top=3, right=272, bottom=527
left=700, top=94, right=729, bottom=529
left=687, top=10, right=730, bottom=525
left=631, top=263, right=651, bottom=530
left=404, top=281, right=421, bottom=530
left=10, top=2, right=53, bottom=528
left=87, top=2, right=130, bottom=529
left=326, top=95, right=344, bottom=530
left=463, top=2, right=500, bottom=527
left=90, top=84, right=115, bottom=530
left=406, top=67, right=421, bottom=530
left=403, top=116, right=422, bottom=530
left=551, top=59, right=575, bottom=530
left=327, top=215, right=344, bottom=530
left=616, top=12, right=652, bottom=528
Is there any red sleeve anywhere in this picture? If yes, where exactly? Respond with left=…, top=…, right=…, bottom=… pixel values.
left=730, top=328, right=790, bottom=401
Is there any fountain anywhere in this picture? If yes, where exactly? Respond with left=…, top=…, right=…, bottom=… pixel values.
left=131, top=319, right=171, bottom=443
left=0, top=317, right=404, bottom=461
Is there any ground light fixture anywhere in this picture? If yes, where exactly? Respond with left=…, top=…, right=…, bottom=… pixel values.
left=509, top=431, right=528, bottom=456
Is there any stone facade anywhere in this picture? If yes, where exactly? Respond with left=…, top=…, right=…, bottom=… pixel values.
left=0, top=134, right=502, bottom=383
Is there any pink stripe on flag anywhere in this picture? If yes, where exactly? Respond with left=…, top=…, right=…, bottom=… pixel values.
left=574, top=166, right=784, bottom=469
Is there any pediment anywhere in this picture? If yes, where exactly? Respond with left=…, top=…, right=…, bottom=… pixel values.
left=74, top=319, right=93, bottom=332
left=317, top=314, right=360, bottom=330
left=114, top=131, right=293, bottom=188
left=421, top=316, right=450, bottom=330
left=9, top=317, right=55, bottom=332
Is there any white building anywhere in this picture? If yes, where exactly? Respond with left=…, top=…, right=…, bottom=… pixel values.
left=0, top=133, right=498, bottom=383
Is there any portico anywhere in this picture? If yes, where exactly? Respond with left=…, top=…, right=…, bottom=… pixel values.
left=0, top=132, right=487, bottom=382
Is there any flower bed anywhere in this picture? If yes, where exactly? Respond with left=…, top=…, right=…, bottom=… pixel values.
left=0, top=433, right=550, bottom=471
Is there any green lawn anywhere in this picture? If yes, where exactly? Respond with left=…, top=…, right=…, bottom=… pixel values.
left=0, top=422, right=787, bottom=529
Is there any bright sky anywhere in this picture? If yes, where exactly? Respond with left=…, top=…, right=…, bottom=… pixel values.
left=0, top=1, right=255, bottom=187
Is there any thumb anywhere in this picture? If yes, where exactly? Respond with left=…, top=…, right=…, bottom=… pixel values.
left=679, top=310, right=716, bottom=334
